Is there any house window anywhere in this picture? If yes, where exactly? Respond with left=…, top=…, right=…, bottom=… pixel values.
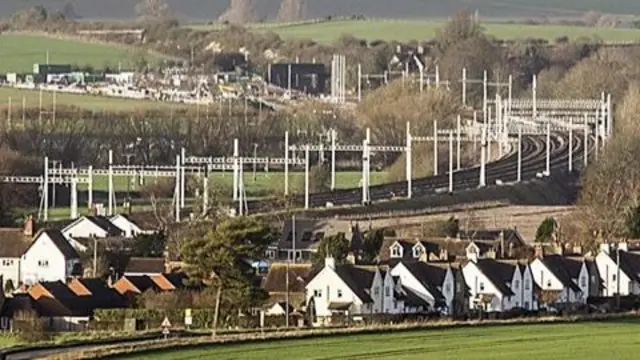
left=514, top=280, right=520, bottom=290
left=516, top=301, right=519, bottom=307
left=393, top=301, right=398, bottom=309
left=38, top=260, right=49, bottom=267
left=374, top=287, right=380, bottom=296
left=337, top=289, right=343, bottom=298
left=390, top=245, right=402, bottom=258
left=479, top=282, right=485, bottom=291
left=385, top=286, right=390, bottom=297
left=580, top=277, right=586, bottom=287
left=524, top=280, right=530, bottom=290
left=413, top=246, right=423, bottom=258
left=1, top=260, right=13, bottom=267
left=613, top=274, right=617, bottom=282
left=525, top=301, right=530, bottom=309
left=265, top=249, right=276, bottom=259
left=546, top=280, right=552, bottom=288
left=314, top=289, right=322, bottom=298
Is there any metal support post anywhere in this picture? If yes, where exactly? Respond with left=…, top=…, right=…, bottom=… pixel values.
left=483, top=70, right=488, bottom=125
left=456, top=115, right=461, bottom=170
left=304, top=145, right=310, bottom=209
left=584, top=113, right=589, bottom=168
left=331, top=129, right=336, bottom=191
left=532, top=74, right=538, bottom=121
left=233, top=138, right=239, bottom=201
left=43, top=156, right=49, bottom=221
left=87, top=165, right=93, bottom=210
left=284, top=131, right=289, bottom=196
left=203, top=165, right=209, bottom=216
left=607, top=93, right=613, bottom=137
left=70, top=174, right=78, bottom=219
left=406, top=121, right=412, bottom=199
left=595, top=109, right=599, bottom=160
left=569, top=117, right=573, bottom=172
left=546, top=121, right=551, bottom=175
left=174, top=155, right=180, bottom=222
left=517, top=127, right=522, bottom=182
left=357, top=64, right=362, bottom=102
left=433, top=120, right=438, bottom=176
left=449, top=132, right=454, bottom=193
left=462, top=67, right=467, bottom=107
left=508, top=75, right=513, bottom=116
left=435, top=65, right=440, bottom=88
left=108, top=150, right=114, bottom=216
left=180, top=147, right=186, bottom=208
left=480, top=125, right=486, bottom=187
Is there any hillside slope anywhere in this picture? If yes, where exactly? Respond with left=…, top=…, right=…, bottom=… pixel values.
left=1, top=0, right=639, bottom=21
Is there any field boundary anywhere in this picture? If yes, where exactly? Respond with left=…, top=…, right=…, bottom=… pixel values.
left=46, top=311, right=640, bottom=360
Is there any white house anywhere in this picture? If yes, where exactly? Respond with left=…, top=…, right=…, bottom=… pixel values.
left=265, top=302, right=295, bottom=316
left=595, top=243, right=640, bottom=296
left=390, top=261, right=458, bottom=315
left=305, top=258, right=378, bottom=322
left=21, top=230, right=82, bottom=285
left=62, top=216, right=124, bottom=241
left=0, top=228, right=32, bottom=290
left=530, top=255, right=589, bottom=307
left=110, top=214, right=153, bottom=238
left=462, top=256, right=534, bottom=312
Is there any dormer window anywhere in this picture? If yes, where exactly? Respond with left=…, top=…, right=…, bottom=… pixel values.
left=412, top=244, right=424, bottom=258
left=390, top=243, right=403, bottom=258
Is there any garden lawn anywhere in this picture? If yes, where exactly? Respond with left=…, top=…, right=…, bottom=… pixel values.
left=123, top=320, right=640, bottom=359
left=246, top=19, right=640, bottom=44
left=0, top=34, right=156, bottom=73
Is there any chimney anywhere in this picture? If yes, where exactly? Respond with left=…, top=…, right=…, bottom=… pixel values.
left=23, top=215, right=35, bottom=237
left=599, top=242, right=611, bottom=255
left=534, top=244, right=545, bottom=259
left=92, top=205, right=98, bottom=217
left=396, top=45, right=402, bottom=54
left=499, top=231, right=505, bottom=258
left=325, top=257, right=335, bottom=270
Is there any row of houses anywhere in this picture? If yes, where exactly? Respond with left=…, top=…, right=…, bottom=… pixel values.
left=0, top=214, right=157, bottom=288
left=263, top=240, right=640, bottom=323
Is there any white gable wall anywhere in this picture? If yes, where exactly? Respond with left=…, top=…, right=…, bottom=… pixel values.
left=441, top=269, right=455, bottom=315
left=390, top=263, right=438, bottom=311
left=21, top=234, right=69, bottom=285
left=370, top=270, right=384, bottom=314
left=382, top=272, right=403, bottom=314
left=462, top=262, right=506, bottom=312
left=596, top=252, right=637, bottom=296
left=62, top=218, right=109, bottom=240
left=305, top=267, right=368, bottom=317
left=110, top=216, right=146, bottom=237
left=577, top=263, right=590, bottom=302
left=521, top=266, right=535, bottom=310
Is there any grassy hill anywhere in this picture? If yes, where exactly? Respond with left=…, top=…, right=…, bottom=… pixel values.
left=0, top=34, right=158, bottom=73
left=197, top=19, right=640, bottom=44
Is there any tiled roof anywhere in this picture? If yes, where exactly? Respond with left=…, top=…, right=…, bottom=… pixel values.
left=401, top=286, right=432, bottom=309
left=277, top=219, right=352, bottom=251
left=262, top=263, right=314, bottom=293
left=399, top=261, right=446, bottom=301
left=0, top=228, right=31, bottom=258
left=86, top=216, right=124, bottom=236
left=72, top=278, right=128, bottom=308
left=124, top=275, right=160, bottom=293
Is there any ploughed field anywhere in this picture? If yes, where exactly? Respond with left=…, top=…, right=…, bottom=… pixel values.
left=122, top=320, right=640, bottom=359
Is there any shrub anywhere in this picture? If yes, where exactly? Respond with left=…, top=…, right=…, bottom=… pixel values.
left=13, top=310, right=51, bottom=343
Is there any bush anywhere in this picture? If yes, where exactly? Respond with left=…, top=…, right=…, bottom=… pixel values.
left=13, top=310, right=51, bottom=343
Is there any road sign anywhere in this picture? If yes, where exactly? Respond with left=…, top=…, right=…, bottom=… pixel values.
left=161, top=317, right=172, bottom=328
left=162, top=326, right=170, bottom=340
left=184, top=309, right=193, bottom=326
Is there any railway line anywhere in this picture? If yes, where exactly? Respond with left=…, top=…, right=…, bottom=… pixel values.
left=247, top=132, right=586, bottom=213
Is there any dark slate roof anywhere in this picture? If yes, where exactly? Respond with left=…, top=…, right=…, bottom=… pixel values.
left=401, top=286, right=432, bottom=309
left=333, top=265, right=375, bottom=304
left=540, top=255, right=583, bottom=293
left=125, top=275, right=160, bottom=292
left=459, top=229, right=525, bottom=245
left=27, top=229, right=79, bottom=259
left=0, top=228, right=31, bottom=258
left=162, top=273, right=189, bottom=289
left=1, top=294, right=41, bottom=318
left=74, top=278, right=128, bottom=308
left=124, top=257, right=165, bottom=274
left=475, top=259, right=516, bottom=297
left=38, top=281, right=92, bottom=316
left=113, top=213, right=159, bottom=231
left=615, top=251, right=640, bottom=283
left=86, top=216, right=124, bottom=236
left=399, top=261, right=446, bottom=301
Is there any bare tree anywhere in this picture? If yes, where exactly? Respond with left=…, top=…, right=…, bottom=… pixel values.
left=135, top=0, right=171, bottom=23
left=218, top=0, right=259, bottom=25
left=277, top=0, right=307, bottom=23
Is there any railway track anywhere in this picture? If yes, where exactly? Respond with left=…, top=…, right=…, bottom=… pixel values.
left=248, top=132, right=585, bottom=213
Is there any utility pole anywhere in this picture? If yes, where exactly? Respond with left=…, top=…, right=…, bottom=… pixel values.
left=448, top=132, right=453, bottom=193
left=284, top=131, right=289, bottom=196
left=51, top=160, right=60, bottom=208
left=108, top=150, right=114, bottom=216
left=331, top=129, right=336, bottom=191
left=124, top=153, right=134, bottom=213
left=456, top=115, right=461, bottom=171
left=253, top=143, right=258, bottom=182
left=517, top=127, right=522, bottom=182
left=584, top=113, right=589, bottom=168
left=304, top=145, right=310, bottom=209
left=433, top=120, right=438, bottom=176
left=568, top=117, right=573, bottom=172
left=546, top=120, right=551, bottom=175
left=93, top=237, right=97, bottom=277
left=406, top=121, right=412, bottom=199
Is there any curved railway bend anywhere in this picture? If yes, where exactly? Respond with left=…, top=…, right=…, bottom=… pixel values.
left=248, top=132, right=588, bottom=214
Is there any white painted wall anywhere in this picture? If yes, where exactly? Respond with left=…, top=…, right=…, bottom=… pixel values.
left=305, top=267, right=368, bottom=317
left=521, top=266, right=535, bottom=310
left=371, top=270, right=384, bottom=314
left=530, top=259, right=584, bottom=305
left=382, top=272, right=403, bottom=314
left=110, top=215, right=147, bottom=238
left=21, top=233, right=79, bottom=285
left=390, top=263, right=438, bottom=312
left=0, top=258, right=20, bottom=289
left=462, top=261, right=507, bottom=312
left=62, top=218, right=110, bottom=240
left=596, top=252, right=637, bottom=296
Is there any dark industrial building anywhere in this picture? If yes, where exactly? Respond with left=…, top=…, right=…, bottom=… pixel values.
left=267, top=63, right=328, bottom=95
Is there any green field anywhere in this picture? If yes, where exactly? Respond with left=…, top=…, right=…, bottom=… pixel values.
left=0, top=34, right=158, bottom=73
left=122, top=320, right=640, bottom=360
left=0, top=87, right=191, bottom=111
left=192, top=20, right=640, bottom=44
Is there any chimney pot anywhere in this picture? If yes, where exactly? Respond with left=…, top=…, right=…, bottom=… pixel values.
left=23, top=215, right=35, bottom=237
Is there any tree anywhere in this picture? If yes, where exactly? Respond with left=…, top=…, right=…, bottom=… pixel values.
left=4, top=279, right=14, bottom=294
left=218, top=0, right=259, bottom=25
left=13, top=310, right=50, bottom=343
left=277, top=0, right=307, bottom=23
left=441, top=216, right=460, bottom=238
left=535, top=217, right=558, bottom=243
left=308, top=164, right=331, bottom=193
left=626, top=205, right=640, bottom=238
left=312, top=233, right=350, bottom=264
left=362, top=230, right=384, bottom=263
left=132, top=231, right=167, bottom=257
left=434, top=10, right=485, bottom=54
left=135, top=0, right=171, bottom=23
